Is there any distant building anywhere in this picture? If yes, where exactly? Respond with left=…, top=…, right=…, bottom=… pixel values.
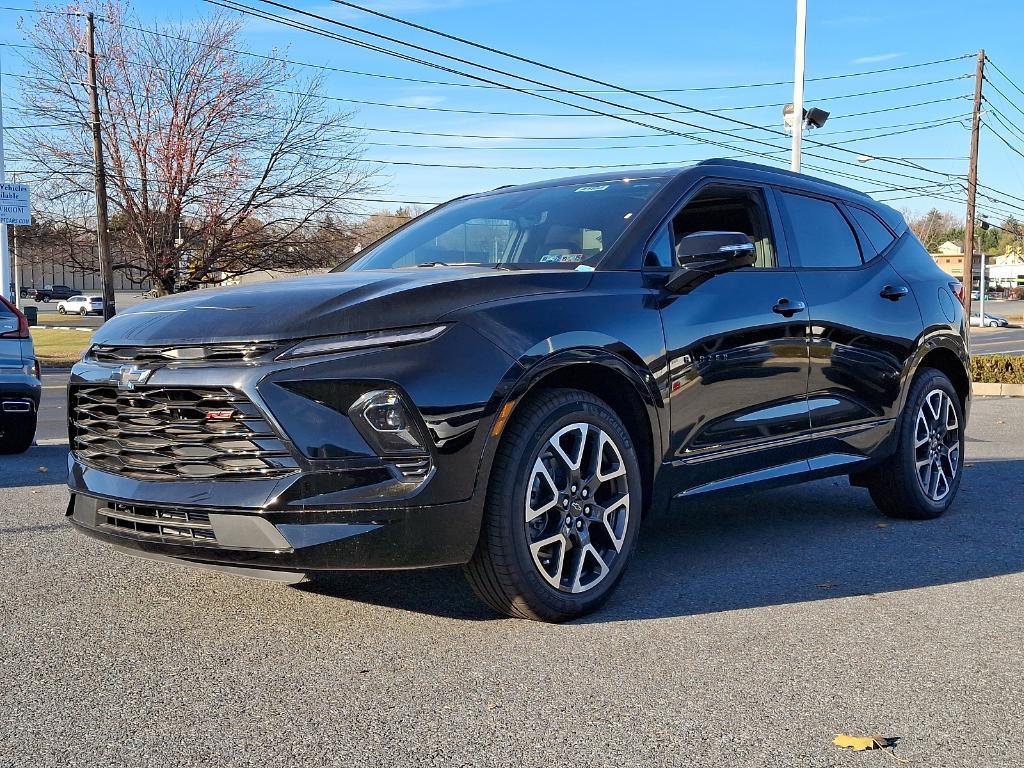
left=929, top=241, right=1024, bottom=288
left=930, top=241, right=978, bottom=282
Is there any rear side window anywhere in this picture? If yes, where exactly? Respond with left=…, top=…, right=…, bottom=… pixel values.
left=778, top=191, right=862, bottom=268
left=848, top=206, right=896, bottom=256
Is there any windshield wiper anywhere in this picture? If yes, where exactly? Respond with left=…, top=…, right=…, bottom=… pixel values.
left=416, top=261, right=483, bottom=268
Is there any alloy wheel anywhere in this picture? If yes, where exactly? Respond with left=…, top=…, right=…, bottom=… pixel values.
left=914, top=389, right=960, bottom=502
left=524, top=422, right=630, bottom=594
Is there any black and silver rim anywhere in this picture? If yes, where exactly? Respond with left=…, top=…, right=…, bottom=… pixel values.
left=915, top=389, right=960, bottom=502
left=524, top=422, right=630, bottom=594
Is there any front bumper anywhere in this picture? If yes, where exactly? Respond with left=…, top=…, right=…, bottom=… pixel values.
left=65, top=323, right=521, bottom=573
left=67, top=488, right=483, bottom=572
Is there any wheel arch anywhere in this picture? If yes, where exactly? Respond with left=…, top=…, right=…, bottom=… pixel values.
left=900, top=331, right=971, bottom=418
left=478, top=346, right=666, bottom=517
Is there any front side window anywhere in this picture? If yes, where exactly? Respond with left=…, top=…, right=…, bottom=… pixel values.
left=779, top=191, right=863, bottom=268
left=342, top=177, right=667, bottom=272
left=671, top=184, right=777, bottom=268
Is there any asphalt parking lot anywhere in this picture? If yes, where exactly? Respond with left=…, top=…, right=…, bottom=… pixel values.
left=1, top=392, right=1022, bottom=767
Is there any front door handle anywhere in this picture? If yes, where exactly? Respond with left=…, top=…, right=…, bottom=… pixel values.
left=772, top=298, right=806, bottom=317
left=880, top=284, right=910, bottom=301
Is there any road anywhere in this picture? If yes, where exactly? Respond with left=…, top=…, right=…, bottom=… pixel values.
left=970, top=325, right=1024, bottom=356
left=1, top=379, right=1022, bottom=767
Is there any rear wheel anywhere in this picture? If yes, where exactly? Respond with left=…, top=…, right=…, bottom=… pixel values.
left=0, top=415, right=37, bottom=455
left=79, top=307, right=88, bottom=316
left=864, top=369, right=964, bottom=520
left=465, top=388, right=642, bottom=621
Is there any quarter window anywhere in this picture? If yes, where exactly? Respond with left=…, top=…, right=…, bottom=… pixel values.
left=779, top=191, right=862, bottom=268
left=848, top=206, right=896, bottom=256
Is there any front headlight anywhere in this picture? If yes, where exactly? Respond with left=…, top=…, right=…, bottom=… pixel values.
left=277, top=324, right=449, bottom=360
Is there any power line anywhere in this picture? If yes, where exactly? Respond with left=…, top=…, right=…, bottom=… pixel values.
left=984, top=56, right=1024, bottom=105
left=106, top=18, right=970, bottom=95
left=311, top=0, right=968, bottom=181
left=4, top=52, right=970, bottom=120
left=212, top=0, right=966, bottom=195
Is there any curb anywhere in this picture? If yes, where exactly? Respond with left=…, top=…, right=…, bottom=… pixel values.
left=972, top=382, right=1024, bottom=397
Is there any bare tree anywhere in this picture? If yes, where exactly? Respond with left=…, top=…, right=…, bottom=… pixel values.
left=13, top=1, right=379, bottom=294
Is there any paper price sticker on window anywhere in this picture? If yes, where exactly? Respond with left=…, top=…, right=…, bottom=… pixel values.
left=574, top=185, right=609, bottom=193
left=0, top=183, right=31, bottom=226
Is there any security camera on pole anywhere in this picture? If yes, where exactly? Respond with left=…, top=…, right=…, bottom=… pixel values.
left=786, top=0, right=828, bottom=172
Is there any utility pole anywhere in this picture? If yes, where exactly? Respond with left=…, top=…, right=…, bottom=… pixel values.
left=86, top=12, right=116, bottom=320
left=790, top=0, right=807, bottom=172
left=962, top=49, right=985, bottom=322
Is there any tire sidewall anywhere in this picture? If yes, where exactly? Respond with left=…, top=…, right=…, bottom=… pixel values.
left=498, top=395, right=642, bottom=618
left=897, top=371, right=965, bottom=516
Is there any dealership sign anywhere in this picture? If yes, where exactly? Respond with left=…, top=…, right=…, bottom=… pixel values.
left=0, top=182, right=31, bottom=226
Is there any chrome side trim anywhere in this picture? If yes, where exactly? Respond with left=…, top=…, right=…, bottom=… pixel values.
left=672, top=418, right=892, bottom=467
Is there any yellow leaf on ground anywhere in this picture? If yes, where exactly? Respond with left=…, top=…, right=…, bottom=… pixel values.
left=833, top=734, right=895, bottom=751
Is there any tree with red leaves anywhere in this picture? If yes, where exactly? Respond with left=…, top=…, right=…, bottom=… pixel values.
left=12, top=2, right=378, bottom=295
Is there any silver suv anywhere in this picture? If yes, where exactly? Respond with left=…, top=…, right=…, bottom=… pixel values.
left=0, top=296, right=41, bottom=454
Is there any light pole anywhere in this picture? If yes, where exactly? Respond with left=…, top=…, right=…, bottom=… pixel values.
left=0, top=58, right=10, bottom=303
left=790, top=0, right=807, bottom=172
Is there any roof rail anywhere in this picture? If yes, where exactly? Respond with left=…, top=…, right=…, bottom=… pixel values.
left=696, top=158, right=867, bottom=197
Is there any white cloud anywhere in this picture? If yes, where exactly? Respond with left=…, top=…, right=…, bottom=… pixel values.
left=852, top=52, right=906, bottom=65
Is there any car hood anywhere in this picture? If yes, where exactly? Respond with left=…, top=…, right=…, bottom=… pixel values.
left=92, top=267, right=591, bottom=345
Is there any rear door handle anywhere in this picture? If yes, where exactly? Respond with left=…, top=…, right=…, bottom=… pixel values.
left=880, top=284, right=910, bottom=301
left=772, top=298, right=806, bottom=317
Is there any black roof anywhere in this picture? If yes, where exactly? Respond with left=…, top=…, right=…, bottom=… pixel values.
left=465, top=158, right=905, bottom=231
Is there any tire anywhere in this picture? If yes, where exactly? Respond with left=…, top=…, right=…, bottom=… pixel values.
left=40, top=296, right=50, bottom=303
left=79, top=308, right=88, bottom=316
left=464, top=388, right=642, bottom=621
left=0, top=415, right=37, bottom=455
left=57, top=306, right=66, bottom=315
left=865, top=368, right=964, bottom=520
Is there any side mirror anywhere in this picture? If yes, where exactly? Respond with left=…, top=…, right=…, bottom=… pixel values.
left=664, top=231, right=756, bottom=293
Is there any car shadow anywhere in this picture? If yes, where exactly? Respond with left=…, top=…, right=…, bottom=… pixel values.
left=299, top=457, right=1024, bottom=623
left=0, top=444, right=69, bottom=488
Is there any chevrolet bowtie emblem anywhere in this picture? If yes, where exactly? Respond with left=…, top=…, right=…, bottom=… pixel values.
left=111, top=364, right=153, bottom=391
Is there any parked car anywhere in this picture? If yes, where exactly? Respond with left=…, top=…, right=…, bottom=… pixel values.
left=32, top=284, right=81, bottom=303
left=19, top=285, right=34, bottom=299
left=969, top=312, right=1009, bottom=328
left=57, top=295, right=104, bottom=316
left=0, top=296, right=41, bottom=454
left=66, top=159, right=971, bottom=621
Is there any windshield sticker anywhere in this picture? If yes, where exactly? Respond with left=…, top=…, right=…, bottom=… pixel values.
left=574, top=264, right=596, bottom=272
left=574, top=185, right=609, bottom=192
left=541, top=253, right=585, bottom=263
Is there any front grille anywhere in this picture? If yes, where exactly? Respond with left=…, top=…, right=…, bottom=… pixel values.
left=97, top=501, right=217, bottom=545
left=70, top=385, right=300, bottom=481
left=88, top=342, right=282, bottom=365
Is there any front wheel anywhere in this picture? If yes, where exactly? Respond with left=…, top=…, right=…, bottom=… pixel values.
left=57, top=306, right=66, bottom=315
left=465, top=388, right=642, bottom=621
left=864, top=369, right=965, bottom=520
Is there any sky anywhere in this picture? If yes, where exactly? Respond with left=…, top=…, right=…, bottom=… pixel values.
left=2, top=0, right=1024, bottom=222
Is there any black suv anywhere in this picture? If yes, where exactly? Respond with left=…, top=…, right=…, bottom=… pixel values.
left=66, top=160, right=970, bottom=621
left=32, top=285, right=81, bottom=303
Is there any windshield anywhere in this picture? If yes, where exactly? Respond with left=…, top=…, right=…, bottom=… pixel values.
left=341, top=177, right=667, bottom=272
